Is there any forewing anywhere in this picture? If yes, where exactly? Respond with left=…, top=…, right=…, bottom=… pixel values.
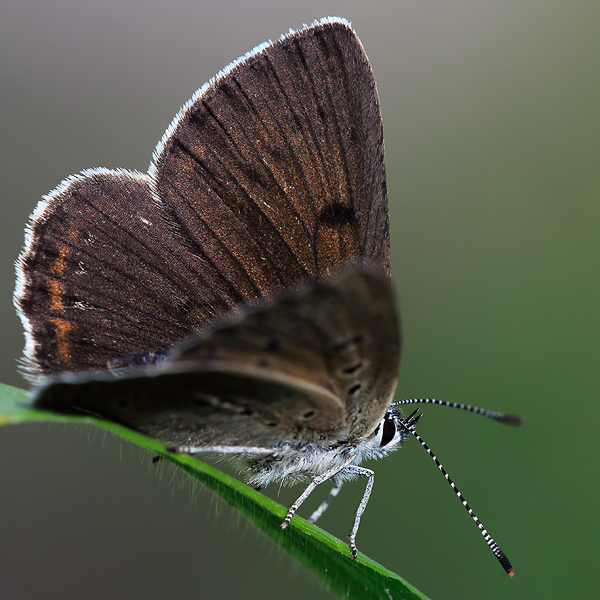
left=173, top=266, right=401, bottom=439
left=32, top=267, right=400, bottom=447
left=150, top=18, right=390, bottom=290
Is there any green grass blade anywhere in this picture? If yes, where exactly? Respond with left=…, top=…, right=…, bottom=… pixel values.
left=0, top=381, right=429, bottom=600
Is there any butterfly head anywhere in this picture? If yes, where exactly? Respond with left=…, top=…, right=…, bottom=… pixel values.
left=359, top=405, right=410, bottom=462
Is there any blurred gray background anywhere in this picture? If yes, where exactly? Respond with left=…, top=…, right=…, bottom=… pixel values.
left=1, top=1, right=598, bottom=599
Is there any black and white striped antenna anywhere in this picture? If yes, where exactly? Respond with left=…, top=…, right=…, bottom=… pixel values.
left=393, top=398, right=522, bottom=425
left=394, top=399, right=521, bottom=577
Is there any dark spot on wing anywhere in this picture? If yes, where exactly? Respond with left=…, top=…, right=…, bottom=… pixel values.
left=342, top=362, right=363, bottom=376
left=264, top=339, right=281, bottom=351
left=347, top=383, right=362, bottom=396
left=318, top=203, right=355, bottom=226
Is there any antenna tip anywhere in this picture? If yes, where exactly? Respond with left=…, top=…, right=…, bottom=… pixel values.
left=498, top=414, right=522, bottom=426
left=498, top=550, right=514, bottom=576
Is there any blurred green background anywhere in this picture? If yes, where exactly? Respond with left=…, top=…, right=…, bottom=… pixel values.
left=1, top=1, right=598, bottom=599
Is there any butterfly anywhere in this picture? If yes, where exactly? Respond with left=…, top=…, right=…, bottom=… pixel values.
left=14, top=16, right=519, bottom=573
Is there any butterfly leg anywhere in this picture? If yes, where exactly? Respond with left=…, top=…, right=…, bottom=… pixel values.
left=167, top=444, right=274, bottom=456
left=308, top=481, right=344, bottom=524
left=280, top=465, right=346, bottom=531
left=345, top=466, right=375, bottom=559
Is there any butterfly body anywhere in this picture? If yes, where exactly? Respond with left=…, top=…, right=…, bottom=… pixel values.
left=246, top=411, right=408, bottom=489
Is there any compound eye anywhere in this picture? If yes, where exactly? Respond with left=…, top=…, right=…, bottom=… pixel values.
left=380, top=414, right=396, bottom=447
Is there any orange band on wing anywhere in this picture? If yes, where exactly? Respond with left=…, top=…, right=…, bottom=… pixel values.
left=48, top=317, right=73, bottom=364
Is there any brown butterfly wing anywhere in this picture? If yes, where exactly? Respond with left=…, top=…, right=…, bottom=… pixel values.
left=32, top=268, right=400, bottom=446
left=151, top=20, right=389, bottom=285
left=15, top=19, right=389, bottom=382
left=15, top=170, right=224, bottom=379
